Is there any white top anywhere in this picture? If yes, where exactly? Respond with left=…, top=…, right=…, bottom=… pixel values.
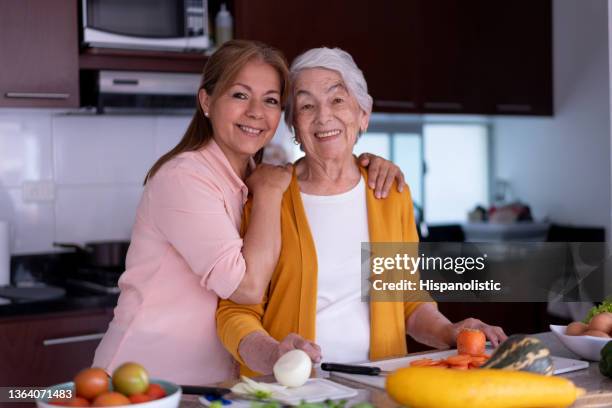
left=301, top=178, right=370, bottom=363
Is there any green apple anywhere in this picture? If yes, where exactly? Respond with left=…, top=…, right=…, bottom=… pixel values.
left=112, top=362, right=149, bottom=396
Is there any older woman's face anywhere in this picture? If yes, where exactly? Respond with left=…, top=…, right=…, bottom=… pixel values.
left=293, top=68, right=369, bottom=161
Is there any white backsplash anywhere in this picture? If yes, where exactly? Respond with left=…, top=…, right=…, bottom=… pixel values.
left=0, top=111, right=189, bottom=254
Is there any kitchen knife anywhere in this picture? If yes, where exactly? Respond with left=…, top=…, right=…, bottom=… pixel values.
left=181, top=385, right=231, bottom=398
left=321, top=362, right=391, bottom=376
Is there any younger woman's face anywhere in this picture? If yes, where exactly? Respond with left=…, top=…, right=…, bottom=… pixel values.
left=200, top=60, right=282, bottom=161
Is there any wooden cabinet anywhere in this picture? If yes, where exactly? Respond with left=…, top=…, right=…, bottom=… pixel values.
left=479, top=1, right=553, bottom=115
left=234, top=0, right=553, bottom=115
left=235, top=0, right=420, bottom=113
left=418, top=0, right=486, bottom=114
left=0, top=309, right=113, bottom=387
left=0, top=0, right=80, bottom=108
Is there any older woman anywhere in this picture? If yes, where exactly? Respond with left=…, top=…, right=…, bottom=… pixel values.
left=216, top=47, right=507, bottom=376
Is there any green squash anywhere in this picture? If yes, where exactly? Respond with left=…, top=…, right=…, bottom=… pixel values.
left=482, top=334, right=554, bottom=375
left=599, top=340, right=612, bottom=378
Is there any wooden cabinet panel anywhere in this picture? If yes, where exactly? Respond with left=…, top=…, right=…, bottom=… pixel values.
left=0, top=0, right=79, bottom=108
left=235, top=0, right=420, bottom=112
left=0, top=310, right=112, bottom=387
left=418, top=0, right=486, bottom=113
left=479, top=0, right=553, bottom=115
left=233, top=0, right=552, bottom=115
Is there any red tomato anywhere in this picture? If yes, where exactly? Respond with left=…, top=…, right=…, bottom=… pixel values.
left=92, top=392, right=131, bottom=407
left=65, top=397, right=91, bottom=407
left=129, top=393, right=153, bottom=404
left=145, top=383, right=166, bottom=399
left=74, top=367, right=110, bottom=400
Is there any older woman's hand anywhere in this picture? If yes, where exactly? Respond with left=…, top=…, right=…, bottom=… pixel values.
left=276, top=333, right=322, bottom=363
left=450, top=318, right=508, bottom=348
left=239, top=331, right=321, bottom=375
left=358, top=153, right=406, bottom=199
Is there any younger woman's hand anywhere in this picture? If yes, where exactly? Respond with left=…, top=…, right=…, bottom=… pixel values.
left=246, top=163, right=293, bottom=197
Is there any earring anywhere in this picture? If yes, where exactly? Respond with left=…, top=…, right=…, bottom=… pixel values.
left=293, top=138, right=300, bottom=145
left=204, top=111, right=209, bottom=117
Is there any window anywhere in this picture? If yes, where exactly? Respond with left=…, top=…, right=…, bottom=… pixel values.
left=423, top=124, right=489, bottom=224
left=285, top=116, right=490, bottom=225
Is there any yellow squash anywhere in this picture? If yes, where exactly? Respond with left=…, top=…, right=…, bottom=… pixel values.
left=385, top=366, right=585, bottom=408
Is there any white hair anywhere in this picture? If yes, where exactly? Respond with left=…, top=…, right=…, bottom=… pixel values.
left=284, top=47, right=373, bottom=128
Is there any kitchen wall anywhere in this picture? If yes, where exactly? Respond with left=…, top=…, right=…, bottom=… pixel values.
left=0, top=111, right=190, bottom=254
left=493, top=0, right=611, bottom=235
left=0, top=111, right=294, bottom=255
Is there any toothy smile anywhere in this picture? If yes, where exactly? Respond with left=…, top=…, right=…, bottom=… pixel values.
left=237, top=124, right=263, bottom=135
left=315, top=129, right=341, bottom=138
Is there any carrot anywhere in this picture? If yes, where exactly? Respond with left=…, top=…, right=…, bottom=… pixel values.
left=456, top=329, right=486, bottom=357
left=410, top=358, right=437, bottom=367
left=445, top=354, right=472, bottom=365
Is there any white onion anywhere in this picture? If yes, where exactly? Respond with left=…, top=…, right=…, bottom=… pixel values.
left=273, top=349, right=312, bottom=387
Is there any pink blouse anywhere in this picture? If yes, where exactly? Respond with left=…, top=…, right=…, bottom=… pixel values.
left=93, top=140, right=249, bottom=385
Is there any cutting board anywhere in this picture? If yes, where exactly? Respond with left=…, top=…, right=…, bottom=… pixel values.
left=199, top=378, right=358, bottom=407
left=330, top=348, right=589, bottom=389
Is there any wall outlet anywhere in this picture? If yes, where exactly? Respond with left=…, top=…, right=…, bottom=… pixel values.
left=22, top=180, right=55, bottom=202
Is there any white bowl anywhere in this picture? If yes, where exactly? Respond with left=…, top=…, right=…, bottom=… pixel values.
left=550, top=324, right=611, bottom=361
left=36, top=379, right=181, bottom=408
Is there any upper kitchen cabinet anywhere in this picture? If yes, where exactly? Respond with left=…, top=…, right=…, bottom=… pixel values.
left=233, top=0, right=420, bottom=113
left=479, top=1, right=553, bottom=115
left=0, top=0, right=80, bottom=108
left=233, top=0, right=553, bottom=115
left=417, top=0, right=486, bottom=114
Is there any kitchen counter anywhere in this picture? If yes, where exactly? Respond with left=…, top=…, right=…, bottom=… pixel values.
left=0, top=286, right=117, bottom=319
left=176, top=332, right=612, bottom=408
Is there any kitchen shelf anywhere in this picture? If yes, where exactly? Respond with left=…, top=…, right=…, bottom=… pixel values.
left=79, top=47, right=209, bottom=73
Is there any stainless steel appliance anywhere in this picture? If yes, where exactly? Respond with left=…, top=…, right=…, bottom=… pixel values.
left=81, top=0, right=210, bottom=52
left=92, top=70, right=201, bottom=111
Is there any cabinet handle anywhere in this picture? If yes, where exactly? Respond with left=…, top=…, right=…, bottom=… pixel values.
left=496, top=104, right=533, bottom=113
left=43, top=333, right=105, bottom=346
left=112, top=79, right=139, bottom=86
left=424, top=102, right=463, bottom=111
left=374, top=100, right=416, bottom=109
left=5, top=92, right=70, bottom=100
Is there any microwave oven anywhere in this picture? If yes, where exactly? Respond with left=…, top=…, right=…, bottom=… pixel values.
left=81, top=0, right=210, bottom=52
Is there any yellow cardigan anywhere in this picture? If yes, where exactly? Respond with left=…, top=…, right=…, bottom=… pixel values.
left=216, top=166, right=433, bottom=376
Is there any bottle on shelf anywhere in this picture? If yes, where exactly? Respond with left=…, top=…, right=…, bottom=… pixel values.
left=215, top=4, right=233, bottom=46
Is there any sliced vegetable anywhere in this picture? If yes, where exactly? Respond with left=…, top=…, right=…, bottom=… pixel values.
left=385, top=366, right=585, bottom=408
left=445, top=354, right=472, bottom=365
left=409, top=358, right=437, bottom=367
left=482, top=334, right=554, bottom=375
left=231, top=376, right=287, bottom=399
